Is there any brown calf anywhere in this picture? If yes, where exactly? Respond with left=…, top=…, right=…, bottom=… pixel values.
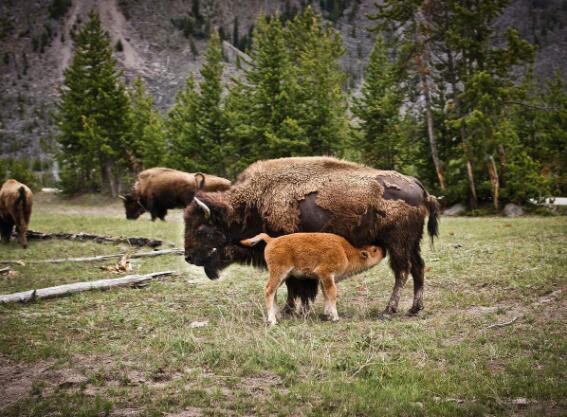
left=240, top=232, right=384, bottom=325
left=0, top=179, right=33, bottom=248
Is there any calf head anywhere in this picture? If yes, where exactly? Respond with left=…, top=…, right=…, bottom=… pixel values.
left=119, top=193, right=145, bottom=220
left=184, top=193, right=233, bottom=280
left=360, top=245, right=385, bottom=267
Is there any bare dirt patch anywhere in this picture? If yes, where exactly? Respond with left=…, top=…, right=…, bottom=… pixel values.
left=0, top=357, right=87, bottom=409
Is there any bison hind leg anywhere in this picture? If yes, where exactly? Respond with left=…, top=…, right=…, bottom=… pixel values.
left=284, top=277, right=318, bottom=316
left=0, top=217, right=14, bottom=244
left=381, top=249, right=411, bottom=319
left=408, top=243, right=425, bottom=316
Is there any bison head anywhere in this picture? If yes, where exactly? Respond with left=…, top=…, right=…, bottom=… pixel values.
left=184, top=194, right=233, bottom=280
left=119, top=194, right=145, bottom=220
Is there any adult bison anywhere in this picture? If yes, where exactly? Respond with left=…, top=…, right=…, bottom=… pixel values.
left=184, top=156, right=439, bottom=316
left=0, top=179, right=33, bottom=249
left=120, top=167, right=231, bottom=221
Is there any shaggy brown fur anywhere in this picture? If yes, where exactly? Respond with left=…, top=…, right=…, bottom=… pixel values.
left=121, top=168, right=231, bottom=220
left=241, top=232, right=384, bottom=324
left=184, top=156, right=439, bottom=317
left=0, top=179, right=33, bottom=248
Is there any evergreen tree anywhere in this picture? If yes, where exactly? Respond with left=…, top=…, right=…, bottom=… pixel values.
left=195, top=31, right=230, bottom=176
left=514, top=72, right=567, bottom=195
left=285, top=6, right=350, bottom=155
left=370, top=0, right=538, bottom=207
left=233, top=14, right=308, bottom=160
left=352, top=35, right=406, bottom=169
left=166, top=74, right=200, bottom=171
left=128, top=75, right=166, bottom=170
left=56, top=10, right=130, bottom=195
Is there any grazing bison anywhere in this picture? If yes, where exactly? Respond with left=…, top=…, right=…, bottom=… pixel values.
left=184, top=156, right=439, bottom=317
left=241, top=232, right=384, bottom=324
left=0, top=179, right=33, bottom=249
left=120, top=167, right=231, bottom=221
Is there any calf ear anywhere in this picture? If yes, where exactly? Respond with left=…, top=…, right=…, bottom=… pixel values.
left=195, top=173, right=206, bottom=190
left=360, top=250, right=369, bottom=259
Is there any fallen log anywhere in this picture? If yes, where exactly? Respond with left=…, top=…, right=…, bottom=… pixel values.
left=12, top=230, right=169, bottom=248
left=0, top=249, right=183, bottom=265
left=0, top=271, right=175, bottom=304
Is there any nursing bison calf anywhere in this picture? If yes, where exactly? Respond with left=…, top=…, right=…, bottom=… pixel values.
left=0, top=179, right=33, bottom=248
left=241, top=232, right=384, bottom=325
left=120, top=167, right=231, bottom=221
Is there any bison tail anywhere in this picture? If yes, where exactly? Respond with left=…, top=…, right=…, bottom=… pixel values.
left=14, top=186, right=27, bottom=213
left=426, top=195, right=440, bottom=245
left=240, top=233, right=272, bottom=247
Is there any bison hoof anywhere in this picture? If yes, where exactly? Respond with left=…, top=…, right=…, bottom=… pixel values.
left=407, top=305, right=423, bottom=316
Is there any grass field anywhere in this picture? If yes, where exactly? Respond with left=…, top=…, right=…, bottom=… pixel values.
left=0, top=193, right=566, bottom=417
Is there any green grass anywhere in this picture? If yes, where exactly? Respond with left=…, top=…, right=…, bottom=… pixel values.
left=0, top=194, right=566, bottom=416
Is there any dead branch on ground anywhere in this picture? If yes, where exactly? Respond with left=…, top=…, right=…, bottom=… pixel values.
left=12, top=230, right=170, bottom=247
left=0, top=249, right=183, bottom=265
left=0, top=271, right=175, bottom=304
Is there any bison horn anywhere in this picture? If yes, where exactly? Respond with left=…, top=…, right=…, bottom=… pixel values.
left=118, top=194, right=127, bottom=201
left=194, top=197, right=211, bottom=219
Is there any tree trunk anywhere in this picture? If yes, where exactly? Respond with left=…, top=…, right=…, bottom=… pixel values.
left=497, top=144, right=507, bottom=187
left=487, top=155, right=499, bottom=210
left=466, top=159, right=477, bottom=209
left=421, top=72, right=446, bottom=190
left=417, top=3, right=446, bottom=191
left=101, top=160, right=117, bottom=197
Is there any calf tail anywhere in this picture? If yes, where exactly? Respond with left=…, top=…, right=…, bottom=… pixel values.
left=426, top=194, right=440, bottom=245
left=240, top=233, right=272, bottom=247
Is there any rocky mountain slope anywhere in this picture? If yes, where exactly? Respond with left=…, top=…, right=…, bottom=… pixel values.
left=0, top=0, right=565, bottom=160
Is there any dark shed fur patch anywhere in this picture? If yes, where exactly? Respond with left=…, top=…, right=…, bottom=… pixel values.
left=376, top=175, right=425, bottom=207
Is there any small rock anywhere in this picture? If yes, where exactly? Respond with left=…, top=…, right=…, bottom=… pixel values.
left=189, top=321, right=208, bottom=328
left=503, top=203, right=524, bottom=217
left=443, top=203, right=466, bottom=216
left=511, top=398, right=530, bottom=407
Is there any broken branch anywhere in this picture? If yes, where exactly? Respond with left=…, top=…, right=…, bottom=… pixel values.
left=12, top=230, right=170, bottom=248
left=0, top=271, right=175, bottom=304
left=0, top=249, right=183, bottom=265
left=485, top=316, right=519, bottom=329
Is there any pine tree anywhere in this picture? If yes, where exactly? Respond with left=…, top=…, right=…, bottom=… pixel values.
left=195, top=31, right=230, bottom=176
left=128, top=75, right=166, bottom=170
left=353, top=35, right=406, bottom=169
left=166, top=74, right=201, bottom=171
left=285, top=6, right=350, bottom=155
left=370, top=0, right=536, bottom=207
left=56, top=10, right=130, bottom=195
left=234, top=14, right=308, bottom=160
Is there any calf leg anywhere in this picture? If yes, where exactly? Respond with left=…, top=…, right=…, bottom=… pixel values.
left=408, top=244, right=425, bottom=315
left=320, top=274, right=339, bottom=322
left=264, top=267, right=291, bottom=325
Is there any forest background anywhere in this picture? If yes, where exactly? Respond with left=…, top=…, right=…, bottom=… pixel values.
left=1, top=0, right=567, bottom=210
